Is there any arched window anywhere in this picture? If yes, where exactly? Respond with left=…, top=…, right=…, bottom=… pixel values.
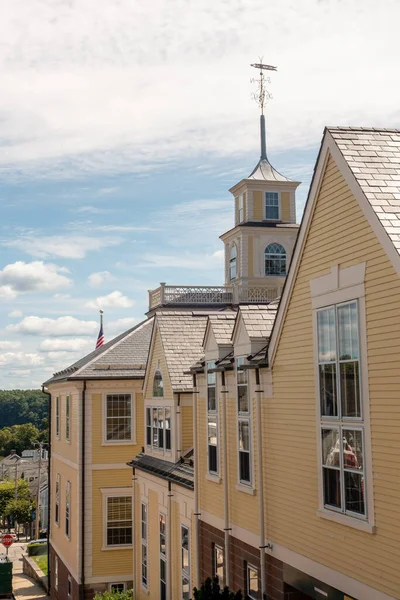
left=265, top=243, right=286, bottom=276
left=153, top=370, right=164, bottom=397
left=229, top=245, right=237, bottom=281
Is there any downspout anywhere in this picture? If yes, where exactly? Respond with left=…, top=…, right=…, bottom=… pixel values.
left=41, top=386, right=51, bottom=594
left=80, top=380, right=87, bottom=600
left=221, top=370, right=230, bottom=588
left=255, top=368, right=266, bottom=599
left=177, top=393, right=181, bottom=461
left=132, top=467, right=137, bottom=599
left=167, top=480, right=173, bottom=600
left=192, top=374, right=200, bottom=588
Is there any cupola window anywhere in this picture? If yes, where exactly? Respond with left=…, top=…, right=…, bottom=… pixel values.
left=229, top=245, right=237, bottom=281
left=265, top=191, right=280, bottom=220
left=265, top=243, right=286, bottom=276
left=153, top=370, right=164, bottom=397
left=238, top=194, right=244, bottom=223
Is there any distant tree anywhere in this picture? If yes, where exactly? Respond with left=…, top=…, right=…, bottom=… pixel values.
left=1, top=424, right=40, bottom=456
left=94, top=590, right=133, bottom=600
left=0, top=427, right=13, bottom=455
left=0, top=480, right=30, bottom=518
left=5, top=498, right=32, bottom=524
left=0, top=390, right=48, bottom=429
left=193, top=578, right=243, bottom=599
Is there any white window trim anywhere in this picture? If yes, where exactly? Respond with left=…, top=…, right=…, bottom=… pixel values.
left=181, top=524, right=190, bottom=600
left=109, top=583, right=126, bottom=593
left=65, top=395, right=70, bottom=443
left=206, top=362, right=219, bottom=477
left=213, top=543, right=224, bottom=586
left=238, top=193, right=244, bottom=224
left=67, top=574, right=72, bottom=599
left=229, top=243, right=237, bottom=281
left=55, top=396, right=60, bottom=440
left=247, top=563, right=259, bottom=600
left=145, top=405, right=172, bottom=455
left=102, top=391, right=136, bottom=446
left=101, top=488, right=134, bottom=550
left=152, top=368, right=165, bottom=399
left=264, top=190, right=281, bottom=221
left=311, top=265, right=375, bottom=533
left=236, top=357, right=254, bottom=488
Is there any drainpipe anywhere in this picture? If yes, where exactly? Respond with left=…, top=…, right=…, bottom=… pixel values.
left=41, top=386, right=51, bottom=594
left=221, top=371, right=230, bottom=588
left=192, top=374, right=200, bottom=588
left=255, top=369, right=266, bottom=599
left=176, top=393, right=181, bottom=461
left=80, top=380, right=87, bottom=600
left=132, top=467, right=137, bottom=598
left=167, top=480, right=173, bottom=600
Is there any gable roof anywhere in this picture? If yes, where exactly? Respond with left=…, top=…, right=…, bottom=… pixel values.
left=204, top=313, right=236, bottom=346
left=155, top=311, right=209, bottom=391
left=268, top=126, right=400, bottom=365
left=44, top=318, right=153, bottom=384
left=234, top=303, right=278, bottom=342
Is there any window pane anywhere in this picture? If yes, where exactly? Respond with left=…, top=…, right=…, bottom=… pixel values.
left=338, top=302, right=359, bottom=360
left=208, top=419, right=217, bottom=446
left=214, top=546, right=224, bottom=584
left=319, top=364, right=338, bottom=417
left=323, top=467, right=341, bottom=508
left=208, top=445, right=217, bottom=473
left=239, top=452, right=250, bottom=482
left=344, top=471, right=365, bottom=515
left=208, top=386, right=216, bottom=412
left=182, top=576, right=190, bottom=600
left=248, top=566, right=259, bottom=599
left=340, top=362, right=361, bottom=418
left=317, top=308, right=336, bottom=362
left=238, top=421, right=250, bottom=451
left=153, top=371, right=164, bottom=397
left=321, top=428, right=340, bottom=467
left=343, top=429, right=363, bottom=470
left=238, top=385, right=249, bottom=413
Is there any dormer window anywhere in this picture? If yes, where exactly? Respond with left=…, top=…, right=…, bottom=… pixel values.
left=265, top=243, right=286, bottom=276
left=153, top=370, right=164, bottom=397
left=229, top=245, right=237, bottom=281
left=238, top=194, right=244, bottom=223
left=265, top=191, right=280, bottom=220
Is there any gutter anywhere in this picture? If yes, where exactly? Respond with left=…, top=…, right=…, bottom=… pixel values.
left=80, top=380, right=87, bottom=600
left=41, top=386, right=51, bottom=594
left=192, top=374, right=200, bottom=588
left=220, top=370, right=230, bottom=588
left=167, top=480, right=173, bottom=600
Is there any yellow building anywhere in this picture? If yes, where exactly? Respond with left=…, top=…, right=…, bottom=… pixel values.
left=44, top=319, right=153, bottom=599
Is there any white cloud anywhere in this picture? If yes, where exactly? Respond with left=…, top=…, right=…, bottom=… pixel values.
left=0, top=0, right=398, bottom=179
left=139, top=250, right=224, bottom=270
left=7, top=316, right=98, bottom=336
left=0, top=261, right=71, bottom=296
left=107, top=317, right=141, bottom=336
left=0, top=352, right=44, bottom=367
left=8, top=310, right=23, bottom=317
left=75, top=205, right=112, bottom=214
left=4, top=235, right=120, bottom=259
left=7, top=369, right=31, bottom=376
left=0, top=341, right=21, bottom=350
left=86, top=290, right=134, bottom=309
left=39, top=338, right=92, bottom=352
left=88, top=271, right=114, bottom=287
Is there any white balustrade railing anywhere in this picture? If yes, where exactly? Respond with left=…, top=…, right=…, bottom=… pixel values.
left=148, top=282, right=281, bottom=310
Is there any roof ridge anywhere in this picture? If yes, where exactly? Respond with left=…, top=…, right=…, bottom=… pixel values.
left=328, top=126, right=400, bottom=133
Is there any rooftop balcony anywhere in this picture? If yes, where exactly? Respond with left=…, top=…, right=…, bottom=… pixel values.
left=148, top=283, right=281, bottom=312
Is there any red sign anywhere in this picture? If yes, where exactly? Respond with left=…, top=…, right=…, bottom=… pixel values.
left=1, top=534, right=14, bottom=548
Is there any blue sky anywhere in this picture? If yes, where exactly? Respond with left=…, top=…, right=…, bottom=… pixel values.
left=1, top=0, right=399, bottom=388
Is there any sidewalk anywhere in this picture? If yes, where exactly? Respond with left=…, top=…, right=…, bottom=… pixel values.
left=7, top=542, right=49, bottom=600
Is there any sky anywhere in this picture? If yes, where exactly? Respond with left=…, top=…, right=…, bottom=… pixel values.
left=0, top=0, right=399, bottom=389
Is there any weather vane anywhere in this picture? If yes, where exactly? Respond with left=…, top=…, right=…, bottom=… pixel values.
left=250, top=58, right=277, bottom=115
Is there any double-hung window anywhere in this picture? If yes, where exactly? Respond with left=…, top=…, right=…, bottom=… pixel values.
left=55, top=396, right=60, bottom=438
left=106, top=496, right=133, bottom=546
left=247, top=564, right=259, bottom=600
left=238, top=194, right=244, bottom=223
left=318, top=300, right=366, bottom=518
left=160, top=514, right=167, bottom=600
left=207, top=362, right=218, bottom=475
left=265, top=191, right=280, bottom=220
left=146, top=407, right=171, bottom=451
left=181, top=526, right=190, bottom=600
left=65, top=481, right=70, bottom=538
left=213, top=544, right=224, bottom=586
left=141, top=503, right=148, bottom=588
left=105, top=394, right=132, bottom=442
left=55, top=473, right=60, bottom=526
left=237, top=357, right=251, bottom=484
left=229, top=245, right=237, bottom=281
left=65, top=395, right=70, bottom=442
left=54, top=556, right=59, bottom=590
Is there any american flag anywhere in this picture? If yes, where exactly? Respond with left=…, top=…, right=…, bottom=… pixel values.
left=96, top=321, right=104, bottom=349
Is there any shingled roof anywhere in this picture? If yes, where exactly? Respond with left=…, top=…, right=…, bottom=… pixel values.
left=155, top=311, right=210, bottom=391
left=206, top=313, right=236, bottom=346
left=329, top=127, right=400, bottom=255
left=44, top=318, right=153, bottom=385
left=238, top=303, right=278, bottom=341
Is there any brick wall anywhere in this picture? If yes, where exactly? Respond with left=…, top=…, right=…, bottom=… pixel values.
left=49, top=545, right=79, bottom=600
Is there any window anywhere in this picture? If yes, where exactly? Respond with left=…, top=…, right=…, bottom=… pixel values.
left=106, top=496, right=133, bottom=546
left=67, top=575, right=72, bottom=599
left=229, top=245, right=237, bottom=281
left=237, top=358, right=251, bottom=485
left=141, top=503, right=148, bottom=588
left=65, top=395, right=70, bottom=441
left=65, top=481, right=70, bottom=538
left=238, top=194, right=244, bottom=223
left=153, top=370, right=164, bottom=397
left=181, top=526, right=190, bottom=600
left=318, top=301, right=366, bottom=518
left=160, top=514, right=167, bottom=600
left=247, top=564, right=259, bottom=600
left=207, top=362, right=218, bottom=475
left=55, top=473, right=60, bottom=526
left=55, top=396, right=60, bottom=438
left=54, top=556, right=58, bottom=590
left=213, top=545, right=224, bottom=585
left=146, top=406, right=171, bottom=451
left=265, top=243, right=286, bottom=276
left=265, top=191, right=280, bottom=220
left=110, top=583, right=125, bottom=593
left=105, top=394, right=132, bottom=442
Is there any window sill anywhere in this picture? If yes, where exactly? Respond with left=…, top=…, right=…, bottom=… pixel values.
left=317, top=509, right=376, bottom=534
left=101, top=440, right=136, bottom=447
left=141, top=585, right=149, bottom=595
left=235, top=483, right=255, bottom=496
left=101, top=545, right=133, bottom=551
left=206, top=473, right=221, bottom=484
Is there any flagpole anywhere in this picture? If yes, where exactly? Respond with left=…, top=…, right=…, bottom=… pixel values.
left=100, top=309, right=103, bottom=329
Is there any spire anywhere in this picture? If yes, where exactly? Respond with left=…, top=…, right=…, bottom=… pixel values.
left=260, top=114, right=267, bottom=160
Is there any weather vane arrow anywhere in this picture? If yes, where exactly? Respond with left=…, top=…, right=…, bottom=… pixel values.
left=250, top=58, right=277, bottom=160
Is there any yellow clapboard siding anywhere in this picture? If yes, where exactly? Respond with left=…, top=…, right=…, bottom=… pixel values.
left=181, top=405, right=193, bottom=453
left=281, top=192, right=291, bottom=221
left=144, top=326, right=173, bottom=399
left=253, top=190, right=263, bottom=220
